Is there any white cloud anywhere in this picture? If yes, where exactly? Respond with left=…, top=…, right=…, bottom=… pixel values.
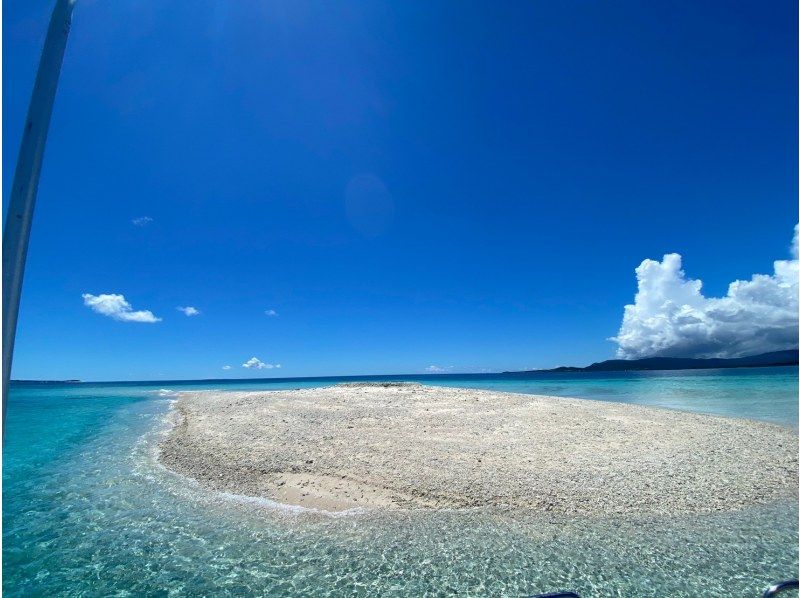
left=132, top=216, right=153, bottom=226
left=425, top=365, right=453, bottom=373
left=264, top=309, right=278, bottom=317
left=177, top=306, right=200, bottom=316
left=82, top=293, right=161, bottom=323
left=612, top=225, right=799, bottom=359
left=222, top=365, right=232, bottom=370
left=242, top=357, right=281, bottom=370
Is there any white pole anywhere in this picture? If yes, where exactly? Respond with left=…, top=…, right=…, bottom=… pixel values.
left=2, top=0, right=75, bottom=436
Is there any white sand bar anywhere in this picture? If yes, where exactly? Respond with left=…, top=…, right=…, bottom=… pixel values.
left=159, top=383, right=798, bottom=516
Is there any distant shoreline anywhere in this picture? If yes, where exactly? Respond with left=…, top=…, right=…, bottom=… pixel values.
left=10, top=379, right=82, bottom=384
left=506, top=349, right=799, bottom=374
left=10, top=360, right=798, bottom=385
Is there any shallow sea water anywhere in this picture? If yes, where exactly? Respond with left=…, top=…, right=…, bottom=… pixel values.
left=3, top=369, right=798, bottom=596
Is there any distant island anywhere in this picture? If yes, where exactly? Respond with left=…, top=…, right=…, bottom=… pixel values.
left=11, top=379, right=81, bottom=384
left=508, top=349, right=799, bottom=373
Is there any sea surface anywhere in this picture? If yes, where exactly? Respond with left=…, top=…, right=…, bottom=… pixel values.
left=3, top=367, right=798, bottom=596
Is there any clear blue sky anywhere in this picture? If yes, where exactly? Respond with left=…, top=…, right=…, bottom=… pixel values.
left=4, top=0, right=797, bottom=380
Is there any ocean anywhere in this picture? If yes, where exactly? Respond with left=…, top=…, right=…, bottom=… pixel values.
left=3, top=367, right=798, bottom=596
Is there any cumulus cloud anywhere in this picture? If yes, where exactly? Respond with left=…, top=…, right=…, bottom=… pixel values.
left=82, top=293, right=161, bottom=323
left=612, top=225, right=799, bottom=359
left=264, top=309, right=278, bottom=317
left=132, top=216, right=153, bottom=226
left=177, top=306, right=200, bottom=316
left=242, top=357, right=281, bottom=370
left=425, top=365, right=453, bottom=372
left=222, top=365, right=232, bottom=370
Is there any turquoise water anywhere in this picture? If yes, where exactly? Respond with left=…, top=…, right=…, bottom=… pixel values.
left=4, top=368, right=798, bottom=596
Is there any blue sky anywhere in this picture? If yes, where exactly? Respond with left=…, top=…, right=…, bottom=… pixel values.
left=4, top=0, right=797, bottom=380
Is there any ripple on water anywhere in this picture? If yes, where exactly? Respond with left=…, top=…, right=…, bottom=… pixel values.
left=3, top=389, right=798, bottom=597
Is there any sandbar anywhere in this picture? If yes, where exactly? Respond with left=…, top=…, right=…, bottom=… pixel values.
left=158, top=383, right=798, bottom=515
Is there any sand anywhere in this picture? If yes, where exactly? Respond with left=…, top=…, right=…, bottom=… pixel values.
left=158, top=383, right=798, bottom=516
